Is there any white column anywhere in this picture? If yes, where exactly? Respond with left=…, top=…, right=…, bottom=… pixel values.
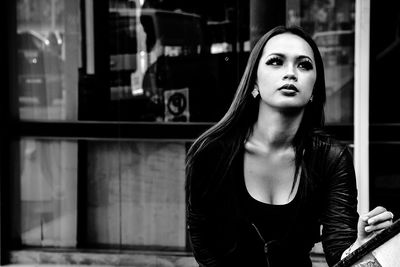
left=354, top=0, right=370, bottom=215
left=85, top=0, right=95, bottom=74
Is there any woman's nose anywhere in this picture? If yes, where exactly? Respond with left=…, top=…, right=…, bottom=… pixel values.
left=283, top=65, right=297, bottom=81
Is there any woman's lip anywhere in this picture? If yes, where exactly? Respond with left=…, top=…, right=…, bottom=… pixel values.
left=280, top=88, right=297, bottom=96
left=279, top=84, right=299, bottom=92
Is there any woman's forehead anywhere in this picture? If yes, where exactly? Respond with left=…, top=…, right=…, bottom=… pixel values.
left=261, top=33, right=315, bottom=60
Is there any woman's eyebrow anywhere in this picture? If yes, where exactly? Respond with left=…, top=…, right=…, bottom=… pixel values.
left=297, top=55, right=313, bottom=62
left=266, top=53, right=284, bottom=58
left=266, top=53, right=313, bottom=62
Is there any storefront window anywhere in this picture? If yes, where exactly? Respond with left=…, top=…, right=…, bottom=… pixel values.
left=13, top=0, right=360, bottom=258
left=15, top=0, right=81, bottom=248
left=19, top=138, right=78, bottom=247
left=85, top=141, right=186, bottom=248
left=18, top=139, right=186, bottom=249
left=78, top=0, right=249, bottom=122
left=370, top=143, right=400, bottom=220
left=369, top=0, right=400, bottom=223
left=16, top=0, right=81, bottom=121
left=369, top=0, right=400, bottom=123
left=107, top=3, right=203, bottom=122
left=16, top=0, right=249, bottom=123
left=14, top=0, right=249, bottom=252
left=287, top=0, right=355, bottom=124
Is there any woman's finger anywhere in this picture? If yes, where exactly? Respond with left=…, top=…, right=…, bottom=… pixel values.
left=364, top=219, right=393, bottom=233
left=367, top=211, right=394, bottom=225
left=364, top=206, right=387, bottom=220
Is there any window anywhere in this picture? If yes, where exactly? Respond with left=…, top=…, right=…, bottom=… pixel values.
left=11, top=1, right=372, bottom=263
left=83, top=141, right=186, bottom=249
left=287, top=0, right=355, bottom=124
left=369, top=0, right=400, bottom=221
left=16, top=0, right=81, bottom=248
left=13, top=0, right=249, bottom=251
left=17, top=0, right=80, bottom=121
left=20, top=138, right=78, bottom=247
left=78, top=0, right=249, bottom=123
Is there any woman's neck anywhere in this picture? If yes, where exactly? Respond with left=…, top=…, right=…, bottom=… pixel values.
left=251, top=106, right=304, bottom=151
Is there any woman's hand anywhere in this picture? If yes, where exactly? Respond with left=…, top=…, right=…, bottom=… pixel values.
left=342, top=206, right=394, bottom=259
left=356, top=206, right=394, bottom=247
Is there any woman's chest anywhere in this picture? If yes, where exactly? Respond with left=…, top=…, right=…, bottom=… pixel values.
left=243, top=150, right=299, bottom=204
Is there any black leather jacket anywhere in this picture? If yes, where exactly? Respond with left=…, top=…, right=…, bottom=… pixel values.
left=186, top=134, right=359, bottom=267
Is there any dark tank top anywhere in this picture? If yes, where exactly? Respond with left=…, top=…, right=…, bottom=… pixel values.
left=237, top=154, right=312, bottom=267
left=242, top=178, right=300, bottom=243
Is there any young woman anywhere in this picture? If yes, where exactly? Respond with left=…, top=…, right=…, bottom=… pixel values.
left=185, top=25, right=394, bottom=267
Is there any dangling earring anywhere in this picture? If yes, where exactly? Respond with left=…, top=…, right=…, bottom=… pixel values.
left=251, top=88, right=259, bottom=98
left=309, top=95, right=314, bottom=103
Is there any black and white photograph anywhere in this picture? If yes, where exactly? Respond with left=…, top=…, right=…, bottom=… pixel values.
left=1, top=0, right=399, bottom=266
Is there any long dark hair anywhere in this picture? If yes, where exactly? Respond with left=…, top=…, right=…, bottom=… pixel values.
left=186, top=25, right=326, bottom=199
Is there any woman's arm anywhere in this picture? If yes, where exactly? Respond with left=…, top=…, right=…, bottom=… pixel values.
left=320, top=145, right=359, bottom=266
left=319, top=143, right=394, bottom=265
left=186, top=142, right=228, bottom=267
left=186, top=204, right=220, bottom=267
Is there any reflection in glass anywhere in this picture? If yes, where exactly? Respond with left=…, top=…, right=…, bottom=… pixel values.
left=86, top=141, right=186, bottom=248
left=101, top=0, right=249, bottom=122
left=370, top=144, right=400, bottom=221
left=287, top=0, right=355, bottom=124
left=369, top=1, right=400, bottom=123
left=108, top=5, right=203, bottom=122
left=19, top=139, right=77, bottom=247
left=17, top=0, right=81, bottom=121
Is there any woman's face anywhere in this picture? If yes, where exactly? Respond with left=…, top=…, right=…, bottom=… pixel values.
left=255, top=33, right=317, bottom=111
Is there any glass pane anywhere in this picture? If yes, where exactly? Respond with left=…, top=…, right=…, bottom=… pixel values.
left=85, top=141, right=186, bottom=249
left=19, top=138, right=78, bottom=247
left=17, top=0, right=81, bottom=121
left=369, top=1, right=400, bottom=123
left=287, top=0, right=355, bottom=124
left=79, top=0, right=249, bottom=122
left=370, top=144, right=400, bottom=220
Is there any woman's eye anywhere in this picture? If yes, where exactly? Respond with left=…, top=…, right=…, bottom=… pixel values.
left=266, top=57, right=283, bottom=66
left=298, top=61, right=313, bottom=70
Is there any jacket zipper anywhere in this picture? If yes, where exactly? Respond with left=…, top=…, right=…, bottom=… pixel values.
left=251, top=223, right=275, bottom=267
